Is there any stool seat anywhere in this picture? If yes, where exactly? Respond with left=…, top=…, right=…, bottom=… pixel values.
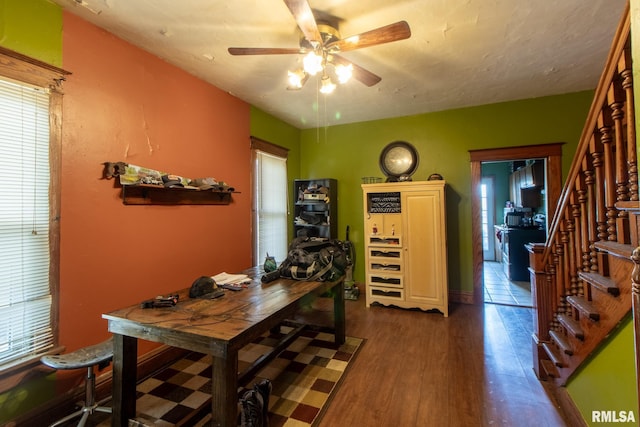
left=41, top=337, right=114, bottom=370
left=41, top=337, right=114, bottom=427
left=40, top=337, right=113, bottom=369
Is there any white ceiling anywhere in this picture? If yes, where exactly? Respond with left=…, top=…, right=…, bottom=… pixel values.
left=51, top=0, right=627, bottom=129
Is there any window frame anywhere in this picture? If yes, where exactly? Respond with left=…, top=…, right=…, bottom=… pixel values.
left=250, top=136, right=289, bottom=267
left=0, top=46, right=68, bottom=389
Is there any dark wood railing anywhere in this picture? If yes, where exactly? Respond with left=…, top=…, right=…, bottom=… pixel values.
left=529, top=2, right=637, bottom=397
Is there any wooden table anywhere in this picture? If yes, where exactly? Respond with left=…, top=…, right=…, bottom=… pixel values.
left=103, top=271, right=345, bottom=426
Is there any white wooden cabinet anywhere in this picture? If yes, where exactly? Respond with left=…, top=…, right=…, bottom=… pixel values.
left=362, top=181, right=448, bottom=316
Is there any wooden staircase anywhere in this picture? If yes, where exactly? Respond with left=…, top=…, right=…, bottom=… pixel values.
left=532, top=236, right=634, bottom=384
left=529, top=1, right=637, bottom=391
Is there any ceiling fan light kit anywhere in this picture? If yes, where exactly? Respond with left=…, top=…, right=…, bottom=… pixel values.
left=319, top=74, right=336, bottom=94
left=335, top=63, right=353, bottom=84
left=287, top=69, right=308, bottom=90
left=303, top=51, right=323, bottom=75
left=288, top=48, right=354, bottom=92
left=228, top=0, right=411, bottom=94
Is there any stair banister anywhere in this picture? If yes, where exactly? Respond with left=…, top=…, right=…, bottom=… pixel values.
left=530, top=2, right=637, bottom=400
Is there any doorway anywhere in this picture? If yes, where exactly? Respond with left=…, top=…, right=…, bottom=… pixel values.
left=469, top=143, right=564, bottom=305
left=481, top=162, right=536, bottom=307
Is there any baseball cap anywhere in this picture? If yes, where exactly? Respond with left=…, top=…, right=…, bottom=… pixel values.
left=162, top=174, right=184, bottom=188
left=189, top=177, right=218, bottom=190
left=189, top=276, right=224, bottom=299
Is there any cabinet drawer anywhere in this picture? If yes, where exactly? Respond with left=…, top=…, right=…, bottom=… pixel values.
left=369, top=261, right=403, bottom=274
left=368, top=286, right=404, bottom=300
left=367, top=274, right=403, bottom=288
left=368, top=247, right=403, bottom=261
left=368, top=235, right=402, bottom=246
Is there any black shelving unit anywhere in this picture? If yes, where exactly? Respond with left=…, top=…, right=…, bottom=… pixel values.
left=293, top=178, right=337, bottom=239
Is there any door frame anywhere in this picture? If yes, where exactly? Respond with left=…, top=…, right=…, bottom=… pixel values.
left=469, top=143, right=564, bottom=304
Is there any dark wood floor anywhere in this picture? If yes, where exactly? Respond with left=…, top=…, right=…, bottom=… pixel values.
left=304, top=297, right=569, bottom=427
left=51, top=296, right=569, bottom=427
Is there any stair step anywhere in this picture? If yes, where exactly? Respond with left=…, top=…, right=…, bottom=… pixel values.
left=557, top=314, right=584, bottom=340
left=549, top=330, right=573, bottom=355
left=566, top=295, right=600, bottom=321
left=542, top=342, right=565, bottom=367
left=578, top=271, right=620, bottom=296
left=593, top=240, right=634, bottom=260
left=540, top=358, right=559, bottom=378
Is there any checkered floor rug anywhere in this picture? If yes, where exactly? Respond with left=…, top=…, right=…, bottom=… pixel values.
left=87, top=327, right=363, bottom=427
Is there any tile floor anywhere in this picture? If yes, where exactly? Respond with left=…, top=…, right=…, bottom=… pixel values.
left=483, top=260, right=533, bottom=307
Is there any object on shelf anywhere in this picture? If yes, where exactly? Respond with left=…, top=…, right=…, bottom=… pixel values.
left=361, top=177, right=383, bottom=184
left=103, top=161, right=236, bottom=192
left=103, top=161, right=238, bottom=205
left=293, top=179, right=337, bottom=239
left=379, top=141, right=419, bottom=182
left=297, top=183, right=330, bottom=202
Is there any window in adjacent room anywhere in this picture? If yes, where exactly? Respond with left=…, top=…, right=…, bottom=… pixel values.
left=0, top=47, right=65, bottom=374
left=251, top=137, right=289, bottom=267
left=481, top=176, right=495, bottom=260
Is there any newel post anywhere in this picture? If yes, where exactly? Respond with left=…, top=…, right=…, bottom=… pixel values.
left=528, top=242, right=552, bottom=379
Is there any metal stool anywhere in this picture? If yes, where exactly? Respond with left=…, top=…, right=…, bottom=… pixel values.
left=41, top=337, right=114, bottom=427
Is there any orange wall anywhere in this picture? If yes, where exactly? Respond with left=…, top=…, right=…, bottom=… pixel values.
left=59, top=12, right=251, bottom=353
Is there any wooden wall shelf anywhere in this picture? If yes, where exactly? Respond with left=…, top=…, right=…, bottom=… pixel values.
left=121, top=184, right=236, bottom=205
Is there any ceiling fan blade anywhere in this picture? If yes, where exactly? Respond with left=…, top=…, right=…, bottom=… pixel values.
left=283, top=0, right=322, bottom=45
left=328, top=21, right=411, bottom=52
left=228, top=47, right=304, bottom=55
left=331, top=54, right=382, bottom=87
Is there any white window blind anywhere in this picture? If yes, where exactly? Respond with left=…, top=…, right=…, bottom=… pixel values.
left=253, top=150, right=288, bottom=265
left=0, top=77, right=53, bottom=369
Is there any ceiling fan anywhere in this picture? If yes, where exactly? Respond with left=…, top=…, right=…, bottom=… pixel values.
left=227, top=0, right=411, bottom=92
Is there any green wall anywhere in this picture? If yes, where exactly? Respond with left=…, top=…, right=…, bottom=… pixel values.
left=0, top=0, right=62, bottom=67
left=250, top=106, right=301, bottom=173
left=567, top=316, right=638, bottom=425
left=2, top=0, right=637, bottom=424
left=0, top=375, right=55, bottom=424
left=298, top=91, right=593, bottom=290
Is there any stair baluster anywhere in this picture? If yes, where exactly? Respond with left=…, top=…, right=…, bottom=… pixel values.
left=619, top=43, right=638, bottom=202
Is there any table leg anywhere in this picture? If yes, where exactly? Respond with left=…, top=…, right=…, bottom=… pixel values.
left=333, top=279, right=345, bottom=344
left=210, top=346, right=239, bottom=427
left=111, top=334, right=137, bottom=426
